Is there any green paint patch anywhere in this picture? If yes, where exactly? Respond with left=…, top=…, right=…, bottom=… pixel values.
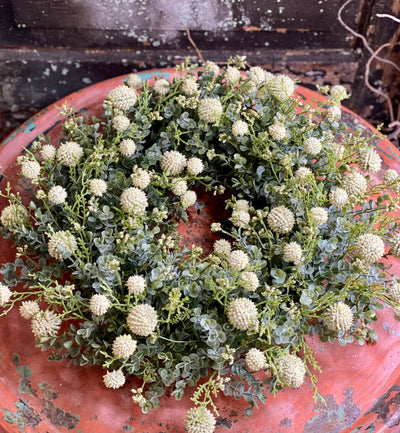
left=12, top=353, right=20, bottom=366
left=24, top=120, right=37, bottom=134
left=16, top=365, right=37, bottom=397
left=2, top=400, right=42, bottom=432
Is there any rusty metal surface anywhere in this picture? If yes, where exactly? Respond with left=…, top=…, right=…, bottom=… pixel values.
left=1, top=70, right=400, bottom=432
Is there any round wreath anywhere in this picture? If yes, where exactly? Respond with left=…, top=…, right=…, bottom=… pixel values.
left=1, top=56, right=400, bottom=432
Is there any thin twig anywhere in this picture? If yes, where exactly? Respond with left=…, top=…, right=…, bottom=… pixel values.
left=376, top=13, right=400, bottom=24
left=182, top=24, right=205, bottom=64
left=338, top=0, right=400, bottom=73
left=365, top=42, right=399, bottom=123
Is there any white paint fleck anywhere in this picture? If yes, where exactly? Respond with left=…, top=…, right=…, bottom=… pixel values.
left=43, top=68, right=50, bottom=77
left=50, top=64, right=58, bottom=72
left=82, top=77, right=92, bottom=84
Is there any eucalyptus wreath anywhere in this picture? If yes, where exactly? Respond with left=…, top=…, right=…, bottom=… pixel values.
left=1, top=56, right=400, bottom=432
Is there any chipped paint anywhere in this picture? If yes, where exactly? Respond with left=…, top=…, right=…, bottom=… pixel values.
left=365, top=385, right=400, bottom=429
left=2, top=353, right=81, bottom=431
left=382, top=321, right=400, bottom=337
left=3, top=400, right=42, bottom=432
left=303, top=388, right=361, bottom=433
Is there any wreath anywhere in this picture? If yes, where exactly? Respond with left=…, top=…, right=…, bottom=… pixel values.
left=1, top=56, right=400, bottom=432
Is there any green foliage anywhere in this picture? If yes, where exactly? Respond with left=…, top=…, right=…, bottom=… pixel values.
left=0, top=57, right=399, bottom=425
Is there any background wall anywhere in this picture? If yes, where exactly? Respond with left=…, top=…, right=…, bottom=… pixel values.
left=0, top=0, right=399, bottom=142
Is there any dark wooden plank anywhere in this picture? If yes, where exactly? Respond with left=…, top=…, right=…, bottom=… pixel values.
left=5, top=0, right=361, bottom=50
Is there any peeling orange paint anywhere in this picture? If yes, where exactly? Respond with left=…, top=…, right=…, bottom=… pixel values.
left=242, top=25, right=261, bottom=32
left=276, top=28, right=288, bottom=33
left=297, top=28, right=310, bottom=33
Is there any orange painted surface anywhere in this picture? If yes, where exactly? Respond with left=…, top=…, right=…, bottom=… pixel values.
left=0, top=69, right=400, bottom=433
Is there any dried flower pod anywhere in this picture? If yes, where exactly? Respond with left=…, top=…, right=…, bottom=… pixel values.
left=239, top=271, right=259, bottom=291
left=390, top=233, right=400, bottom=259
left=180, top=190, right=197, bottom=209
left=304, top=137, right=322, bottom=156
left=57, top=141, right=84, bottom=167
left=353, top=233, right=385, bottom=264
left=213, top=239, right=231, bottom=256
left=31, top=310, right=61, bottom=339
left=40, top=144, right=56, bottom=161
left=171, top=179, right=188, bottom=196
left=227, top=298, right=258, bottom=331
left=186, top=157, right=204, bottom=175
left=1, top=204, right=28, bottom=229
left=327, top=106, right=341, bottom=121
left=232, top=120, right=249, bottom=137
left=120, top=187, right=148, bottom=215
left=323, top=302, right=353, bottom=332
left=329, top=188, right=349, bottom=210
left=126, top=275, right=146, bottom=295
left=21, top=160, right=41, bottom=180
left=103, top=370, right=126, bottom=389
left=268, top=75, right=295, bottom=100
left=204, top=61, right=219, bottom=76
left=227, top=250, right=249, bottom=271
left=160, top=151, right=187, bottom=175
left=233, top=199, right=250, bottom=212
left=127, top=304, right=158, bottom=336
left=89, top=294, right=111, bottom=316
left=230, top=210, right=250, bottom=228
left=248, top=66, right=266, bottom=87
left=112, top=114, right=130, bottom=132
left=107, top=85, right=137, bottom=110
left=224, top=66, right=241, bottom=85
left=198, top=98, right=223, bottom=123
left=19, top=300, right=40, bottom=319
left=267, top=206, right=295, bottom=234
left=153, top=78, right=170, bottom=95
left=48, top=185, right=67, bottom=205
left=330, top=85, right=348, bottom=104
left=126, top=74, right=142, bottom=89
left=181, top=77, right=199, bottom=96
left=277, top=354, right=306, bottom=388
left=131, top=168, right=151, bottom=189
left=245, top=348, right=266, bottom=371
left=342, top=171, right=367, bottom=201
left=268, top=122, right=286, bottom=141
left=119, top=139, right=136, bottom=157
left=389, top=283, right=400, bottom=303
left=309, top=207, right=328, bottom=226
left=48, top=231, right=77, bottom=260
left=112, top=334, right=137, bottom=358
left=90, top=179, right=107, bottom=197
left=295, top=167, right=313, bottom=185
left=283, top=242, right=303, bottom=265
left=185, top=407, right=216, bottom=433
left=383, top=169, right=399, bottom=186
left=358, top=147, right=382, bottom=173
left=0, top=283, right=12, bottom=306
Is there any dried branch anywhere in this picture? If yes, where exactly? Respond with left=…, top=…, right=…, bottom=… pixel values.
left=376, top=13, right=400, bottom=24
left=338, top=0, right=400, bottom=142
left=365, top=42, right=398, bottom=123
left=338, top=0, right=400, bottom=72
left=182, top=25, right=205, bottom=64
